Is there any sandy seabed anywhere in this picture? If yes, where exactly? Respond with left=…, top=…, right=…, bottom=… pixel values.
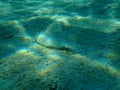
left=0, top=0, right=120, bottom=90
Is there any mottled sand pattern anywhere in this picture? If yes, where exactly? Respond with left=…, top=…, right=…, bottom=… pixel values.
left=0, top=0, right=120, bottom=90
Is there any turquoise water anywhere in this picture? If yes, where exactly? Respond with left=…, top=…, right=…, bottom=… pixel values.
left=0, top=0, right=120, bottom=90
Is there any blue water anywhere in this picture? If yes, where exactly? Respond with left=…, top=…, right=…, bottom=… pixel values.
left=0, top=0, right=120, bottom=90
